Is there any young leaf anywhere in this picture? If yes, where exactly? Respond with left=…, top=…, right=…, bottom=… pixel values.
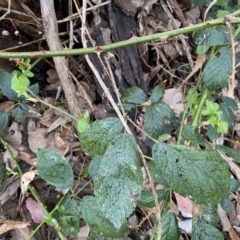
left=0, top=110, right=8, bottom=134
left=152, top=143, right=230, bottom=204
left=80, top=196, right=128, bottom=238
left=77, top=111, right=90, bottom=133
left=192, top=219, right=224, bottom=240
left=144, top=102, right=175, bottom=139
left=122, top=86, right=148, bottom=104
left=37, top=149, right=74, bottom=189
left=150, top=85, right=164, bottom=103
left=11, top=73, right=30, bottom=97
left=94, top=134, right=142, bottom=229
left=161, top=212, right=180, bottom=240
left=22, top=70, right=34, bottom=78
left=53, top=195, right=79, bottom=236
left=202, top=47, right=232, bottom=91
left=0, top=71, right=18, bottom=101
left=80, top=117, right=122, bottom=156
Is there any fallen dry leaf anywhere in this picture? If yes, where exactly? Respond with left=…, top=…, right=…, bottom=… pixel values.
left=3, top=122, right=22, bottom=146
left=28, top=128, right=48, bottom=153
left=21, top=170, right=37, bottom=194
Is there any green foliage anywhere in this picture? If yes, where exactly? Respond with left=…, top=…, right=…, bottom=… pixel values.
left=94, top=134, right=142, bottom=229
left=0, top=164, right=4, bottom=185
left=37, top=149, right=74, bottom=189
left=192, top=219, right=224, bottom=240
left=80, top=196, right=128, bottom=238
left=161, top=212, right=180, bottom=240
left=144, top=102, right=175, bottom=138
left=0, top=111, right=8, bottom=134
left=202, top=204, right=219, bottom=227
left=152, top=143, right=230, bottom=204
left=77, top=111, right=90, bottom=133
left=79, top=117, right=123, bottom=156
left=202, top=47, right=232, bottom=91
left=150, top=84, right=165, bottom=103
left=122, top=86, right=148, bottom=104
left=53, top=195, right=79, bottom=236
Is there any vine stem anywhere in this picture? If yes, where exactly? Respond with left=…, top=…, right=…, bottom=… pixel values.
left=0, top=11, right=240, bottom=59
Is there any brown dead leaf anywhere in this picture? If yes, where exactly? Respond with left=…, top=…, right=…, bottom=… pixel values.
left=18, top=152, right=36, bottom=166
left=21, top=170, right=37, bottom=194
left=0, top=101, right=14, bottom=114
left=28, top=128, right=47, bottom=153
left=0, top=218, right=29, bottom=235
left=47, top=69, right=59, bottom=83
left=3, top=122, right=22, bottom=146
left=47, top=132, right=69, bottom=156
left=74, top=225, right=90, bottom=240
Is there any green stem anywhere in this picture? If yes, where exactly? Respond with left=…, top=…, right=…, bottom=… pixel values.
left=1, top=13, right=240, bottom=59
left=192, top=87, right=209, bottom=128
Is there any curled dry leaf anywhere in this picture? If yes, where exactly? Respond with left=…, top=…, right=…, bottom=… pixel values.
left=21, top=170, right=37, bottom=194
left=47, top=69, right=59, bottom=84
left=47, top=132, right=69, bottom=156
left=3, top=122, right=22, bottom=146
left=28, top=128, right=47, bottom=153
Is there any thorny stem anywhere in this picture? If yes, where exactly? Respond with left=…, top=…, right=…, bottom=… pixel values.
left=0, top=12, right=240, bottom=59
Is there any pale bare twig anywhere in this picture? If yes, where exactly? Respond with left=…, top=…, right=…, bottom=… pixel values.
left=0, top=0, right=11, bottom=21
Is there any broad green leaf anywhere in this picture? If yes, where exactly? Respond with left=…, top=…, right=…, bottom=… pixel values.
left=220, top=96, right=238, bottom=110
left=182, top=125, right=208, bottom=147
left=192, top=0, right=211, bottom=6
left=20, top=104, right=41, bottom=119
left=0, top=71, right=18, bottom=101
left=152, top=143, right=230, bottom=204
left=122, top=86, right=148, bottom=104
left=22, top=70, right=34, bottom=78
left=203, top=204, right=219, bottom=227
left=37, top=149, right=74, bottom=189
left=11, top=73, right=30, bottom=97
left=148, top=162, right=169, bottom=187
left=144, top=102, right=175, bottom=139
left=216, top=145, right=240, bottom=163
left=230, top=178, right=240, bottom=193
left=80, top=196, right=128, bottom=238
left=195, top=26, right=230, bottom=46
left=88, top=155, right=102, bottom=180
left=94, top=134, right=142, bottom=229
left=161, top=212, right=180, bottom=240
left=80, top=117, right=122, bottom=156
left=28, top=83, right=39, bottom=95
left=150, top=85, right=164, bottom=103
left=122, top=103, right=134, bottom=112
left=221, top=198, right=232, bottom=213
left=0, top=111, right=8, bottom=134
left=192, top=219, right=224, bottom=240
left=138, top=189, right=168, bottom=208
left=202, top=47, right=232, bottom=91
left=53, top=195, right=79, bottom=236
left=0, top=164, right=4, bottom=185
left=11, top=107, right=24, bottom=123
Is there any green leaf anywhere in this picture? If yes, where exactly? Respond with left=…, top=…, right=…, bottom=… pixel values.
left=144, top=102, right=175, bottom=139
left=11, top=73, right=30, bottom=97
left=192, top=219, right=224, bottom=240
left=37, top=149, right=74, bottom=189
left=80, top=196, right=128, bottom=238
left=202, top=47, right=232, bottom=91
left=88, top=155, right=102, bottom=180
left=94, top=134, right=142, bottom=229
left=77, top=111, right=90, bottom=133
left=122, top=86, right=148, bottom=104
left=182, top=125, right=208, bottom=147
left=0, top=110, right=8, bottom=134
left=217, top=121, right=228, bottom=133
left=11, top=106, right=24, bottom=123
left=216, top=145, right=240, bottom=163
left=221, top=198, right=232, bottom=213
left=152, top=143, right=230, bottom=204
left=192, top=0, right=211, bottom=6
left=194, top=26, right=230, bottom=46
left=150, top=85, right=164, bottom=103
left=161, top=212, right=180, bottom=240
left=0, top=164, right=4, bottom=185
left=22, top=70, right=34, bottom=78
left=28, top=83, right=39, bottom=95
left=219, top=97, right=237, bottom=128
left=138, top=189, right=168, bottom=208
left=148, top=162, right=169, bottom=187
left=0, top=71, right=18, bottom=101
left=53, top=195, right=79, bottom=236
left=80, top=117, right=122, bottom=156
left=230, top=178, right=240, bottom=193
left=203, top=204, right=219, bottom=227
left=206, top=125, right=221, bottom=140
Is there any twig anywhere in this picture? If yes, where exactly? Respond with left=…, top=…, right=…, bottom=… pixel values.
left=1, top=12, right=240, bottom=59
left=225, top=17, right=236, bottom=99
left=39, top=0, right=82, bottom=119
left=0, top=0, right=11, bottom=21
left=204, top=0, right=217, bottom=22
